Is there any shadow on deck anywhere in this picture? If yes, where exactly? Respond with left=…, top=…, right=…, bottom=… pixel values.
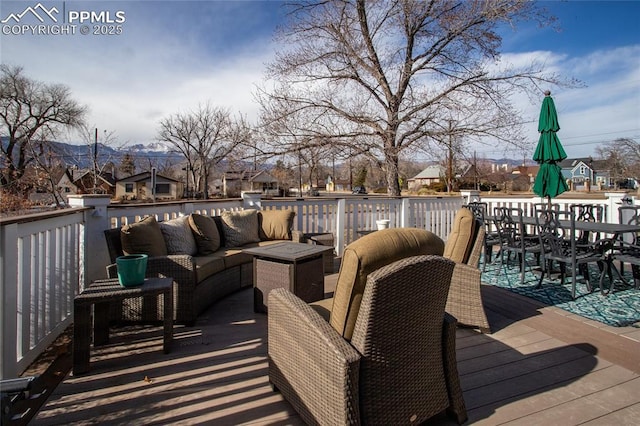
left=20, top=275, right=640, bottom=425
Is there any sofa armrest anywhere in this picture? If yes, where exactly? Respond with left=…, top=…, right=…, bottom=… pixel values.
left=446, top=263, right=490, bottom=333
left=268, top=288, right=361, bottom=425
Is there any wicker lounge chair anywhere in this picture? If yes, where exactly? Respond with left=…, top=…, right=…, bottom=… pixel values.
left=268, top=229, right=467, bottom=425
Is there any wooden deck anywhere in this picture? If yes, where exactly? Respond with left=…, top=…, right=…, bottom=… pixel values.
left=30, top=271, right=640, bottom=425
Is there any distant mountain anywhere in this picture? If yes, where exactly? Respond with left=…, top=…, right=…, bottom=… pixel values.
left=53, top=141, right=184, bottom=169
left=0, top=138, right=184, bottom=169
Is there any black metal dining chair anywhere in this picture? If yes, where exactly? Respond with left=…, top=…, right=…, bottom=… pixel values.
left=606, top=205, right=640, bottom=292
left=494, top=206, right=542, bottom=284
left=464, top=202, right=501, bottom=271
left=571, top=203, right=605, bottom=248
left=535, top=205, right=611, bottom=299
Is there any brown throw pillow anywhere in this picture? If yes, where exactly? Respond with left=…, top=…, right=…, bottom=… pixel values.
left=258, top=209, right=295, bottom=240
left=120, top=216, right=168, bottom=257
left=188, top=213, right=221, bottom=255
left=221, top=210, right=260, bottom=248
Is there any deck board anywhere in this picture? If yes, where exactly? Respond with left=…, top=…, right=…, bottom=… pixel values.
left=31, top=274, right=640, bottom=425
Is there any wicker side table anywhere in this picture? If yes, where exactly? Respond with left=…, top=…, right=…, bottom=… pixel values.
left=244, top=242, right=332, bottom=313
left=73, top=277, right=173, bottom=375
left=305, top=232, right=335, bottom=273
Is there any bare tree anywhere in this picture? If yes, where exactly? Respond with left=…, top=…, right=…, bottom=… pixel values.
left=258, top=0, right=575, bottom=195
left=157, top=104, right=250, bottom=198
left=0, top=65, right=86, bottom=195
left=73, top=125, right=123, bottom=193
left=596, top=138, right=640, bottom=186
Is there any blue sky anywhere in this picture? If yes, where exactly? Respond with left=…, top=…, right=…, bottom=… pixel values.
left=1, top=0, right=639, bottom=161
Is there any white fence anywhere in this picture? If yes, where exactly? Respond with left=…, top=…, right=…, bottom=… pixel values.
left=1, top=210, right=85, bottom=378
left=1, top=191, right=634, bottom=378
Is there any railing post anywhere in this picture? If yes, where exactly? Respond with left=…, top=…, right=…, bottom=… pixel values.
left=335, top=198, right=346, bottom=256
left=605, top=192, right=627, bottom=223
left=242, top=191, right=262, bottom=210
left=460, top=190, right=480, bottom=204
left=1, top=223, right=19, bottom=378
left=400, top=198, right=412, bottom=228
left=68, top=195, right=112, bottom=287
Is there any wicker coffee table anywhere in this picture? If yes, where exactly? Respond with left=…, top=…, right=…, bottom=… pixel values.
left=73, top=277, right=173, bottom=374
left=244, top=242, right=333, bottom=313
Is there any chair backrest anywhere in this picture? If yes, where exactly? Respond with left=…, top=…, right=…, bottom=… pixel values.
left=618, top=205, right=640, bottom=245
left=104, top=228, right=124, bottom=264
left=464, top=202, right=487, bottom=223
left=571, top=203, right=604, bottom=243
left=350, top=255, right=455, bottom=424
left=330, top=228, right=445, bottom=341
left=535, top=208, right=568, bottom=257
left=495, top=207, right=524, bottom=248
left=443, top=208, right=481, bottom=264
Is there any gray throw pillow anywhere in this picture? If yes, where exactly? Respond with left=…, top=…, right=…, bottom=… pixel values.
left=221, top=210, right=260, bottom=247
left=159, top=216, right=198, bottom=255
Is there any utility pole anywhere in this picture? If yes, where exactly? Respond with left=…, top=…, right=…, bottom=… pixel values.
left=93, top=128, right=98, bottom=193
left=447, top=120, right=454, bottom=193
left=474, top=150, right=479, bottom=191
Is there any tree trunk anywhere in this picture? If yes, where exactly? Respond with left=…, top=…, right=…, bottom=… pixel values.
left=384, top=146, right=401, bottom=196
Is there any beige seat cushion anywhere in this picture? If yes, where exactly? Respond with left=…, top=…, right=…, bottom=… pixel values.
left=443, top=208, right=478, bottom=264
left=120, top=216, right=168, bottom=257
left=212, top=247, right=254, bottom=269
left=192, top=255, right=226, bottom=282
left=258, top=209, right=295, bottom=241
left=189, top=214, right=221, bottom=255
left=329, top=228, right=444, bottom=341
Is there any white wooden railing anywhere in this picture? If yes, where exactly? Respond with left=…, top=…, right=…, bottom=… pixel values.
left=1, top=191, right=633, bottom=378
left=1, top=209, right=85, bottom=378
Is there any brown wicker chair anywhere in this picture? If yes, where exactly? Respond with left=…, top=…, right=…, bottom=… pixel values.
left=268, top=252, right=467, bottom=425
left=444, top=208, right=491, bottom=333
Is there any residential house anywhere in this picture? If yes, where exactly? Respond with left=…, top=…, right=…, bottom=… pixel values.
left=510, top=165, right=539, bottom=192
left=558, top=157, right=612, bottom=191
left=408, top=165, right=445, bottom=191
left=56, top=167, right=116, bottom=197
left=223, top=170, right=280, bottom=198
left=115, top=171, right=181, bottom=201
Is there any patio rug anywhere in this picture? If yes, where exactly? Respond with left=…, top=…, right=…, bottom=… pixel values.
left=482, top=257, right=640, bottom=327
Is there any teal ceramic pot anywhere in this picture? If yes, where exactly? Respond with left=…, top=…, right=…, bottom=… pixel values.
left=116, top=254, right=148, bottom=287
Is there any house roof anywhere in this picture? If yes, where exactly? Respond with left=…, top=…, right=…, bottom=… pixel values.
left=558, top=157, right=594, bottom=169
left=411, top=165, right=444, bottom=180
left=117, top=171, right=179, bottom=183
left=248, top=170, right=277, bottom=183
left=224, top=169, right=278, bottom=183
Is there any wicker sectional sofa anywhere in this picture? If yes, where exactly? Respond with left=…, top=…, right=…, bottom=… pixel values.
left=104, top=209, right=303, bottom=325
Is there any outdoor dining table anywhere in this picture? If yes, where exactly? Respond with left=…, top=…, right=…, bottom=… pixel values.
left=487, top=215, right=640, bottom=234
left=488, top=214, right=640, bottom=294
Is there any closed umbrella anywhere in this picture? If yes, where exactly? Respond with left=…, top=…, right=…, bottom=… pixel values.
left=532, top=91, right=568, bottom=202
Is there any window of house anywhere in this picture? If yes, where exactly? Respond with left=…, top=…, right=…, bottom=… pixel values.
left=156, top=183, right=170, bottom=194
left=580, top=166, right=586, bottom=175
left=125, top=183, right=134, bottom=193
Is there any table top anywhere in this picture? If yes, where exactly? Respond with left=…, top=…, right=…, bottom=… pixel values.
left=75, top=277, right=173, bottom=301
left=243, top=241, right=333, bottom=262
left=488, top=215, right=640, bottom=234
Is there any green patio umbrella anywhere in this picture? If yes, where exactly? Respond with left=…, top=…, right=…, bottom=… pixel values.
left=532, top=91, right=568, bottom=202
